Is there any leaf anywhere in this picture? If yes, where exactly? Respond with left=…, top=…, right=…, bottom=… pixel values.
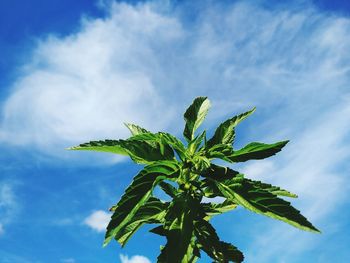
left=115, top=197, right=168, bottom=246
left=68, top=137, right=174, bottom=164
left=188, top=131, right=206, bottom=155
left=67, top=140, right=129, bottom=155
left=104, top=161, right=180, bottom=246
left=201, top=200, right=238, bottom=218
left=214, top=173, right=320, bottom=233
left=124, top=123, right=149, bottom=135
left=247, top=179, right=297, bottom=198
left=160, top=132, right=187, bottom=161
left=201, top=164, right=241, bottom=198
left=158, top=181, right=178, bottom=198
left=229, top=140, right=289, bottom=162
left=149, top=225, right=167, bottom=236
left=130, top=132, right=187, bottom=161
left=183, top=97, right=211, bottom=142
left=207, top=107, right=255, bottom=148
left=194, top=219, right=244, bottom=263
left=157, top=195, right=199, bottom=263
left=205, top=143, right=234, bottom=163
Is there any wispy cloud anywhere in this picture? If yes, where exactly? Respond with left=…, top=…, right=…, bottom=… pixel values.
left=0, top=2, right=182, bottom=157
left=120, top=254, right=151, bottom=263
left=84, top=210, right=110, bottom=232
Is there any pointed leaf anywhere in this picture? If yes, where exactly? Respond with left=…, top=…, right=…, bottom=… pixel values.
left=201, top=200, right=238, bottom=218
left=229, top=140, right=289, bottom=162
left=213, top=172, right=320, bottom=233
left=247, top=179, right=297, bottom=198
left=67, top=140, right=128, bottom=155
left=194, top=219, right=244, bottom=263
left=124, top=123, right=149, bottom=135
left=130, top=132, right=187, bottom=161
left=205, top=143, right=234, bottom=163
left=183, top=97, right=211, bottom=142
left=115, top=197, right=168, bottom=246
left=69, top=137, right=174, bottom=164
left=188, top=131, right=206, bottom=155
left=104, top=161, right=180, bottom=246
left=207, top=107, right=255, bottom=148
left=157, top=195, right=199, bottom=263
left=158, top=181, right=178, bottom=198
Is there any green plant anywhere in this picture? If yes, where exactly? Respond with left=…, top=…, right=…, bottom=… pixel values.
left=69, top=97, right=320, bottom=262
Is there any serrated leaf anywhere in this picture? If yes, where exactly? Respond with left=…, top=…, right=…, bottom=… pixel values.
left=207, top=107, right=255, bottom=148
left=124, top=123, right=149, bottom=135
left=247, top=179, right=297, bottom=198
left=194, top=219, right=244, bottom=263
left=67, top=140, right=129, bottom=155
left=115, top=197, right=168, bottom=246
left=130, top=132, right=187, bottom=161
left=205, top=143, right=234, bottom=163
left=201, top=199, right=238, bottom=218
left=104, top=161, right=180, bottom=246
left=157, top=195, right=199, bottom=263
left=213, top=172, right=320, bottom=233
left=229, top=140, right=289, bottom=162
left=188, top=131, right=206, bottom=155
left=158, top=181, right=178, bottom=198
left=149, top=225, right=167, bottom=236
left=201, top=164, right=241, bottom=198
left=183, top=97, right=211, bottom=142
left=68, top=137, right=174, bottom=164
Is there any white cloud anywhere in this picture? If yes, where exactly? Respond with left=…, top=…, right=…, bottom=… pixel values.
left=61, top=259, right=76, bottom=263
left=84, top=210, right=110, bottom=232
left=0, top=223, right=4, bottom=236
left=1, top=1, right=350, bottom=159
left=0, top=2, right=182, bottom=157
left=120, top=254, right=151, bottom=263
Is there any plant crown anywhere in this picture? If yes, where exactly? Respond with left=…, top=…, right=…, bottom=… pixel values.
left=69, top=97, right=320, bottom=262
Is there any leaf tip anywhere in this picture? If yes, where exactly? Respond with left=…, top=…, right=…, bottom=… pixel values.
left=103, top=238, right=111, bottom=247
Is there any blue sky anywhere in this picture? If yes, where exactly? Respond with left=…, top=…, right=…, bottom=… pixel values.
left=1, top=0, right=350, bottom=262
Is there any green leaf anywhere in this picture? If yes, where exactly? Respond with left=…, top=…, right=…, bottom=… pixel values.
left=207, top=107, right=255, bottom=148
left=160, top=132, right=187, bottom=161
left=130, top=132, right=187, bottom=161
left=149, top=225, right=167, bottom=236
left=214, top=172, right=320, bottom=233
left=183, top=97, right=211, bottom=142
left=158, top=181, right=178, bottom=198
left=229, top=140, right=289, bottom=162
left=67, top=140, right=129, bottom=155
left=194, top=219, right=244, bottom=263
left=247, top=179, right=297, bottom=198
left=124, top=123, right=149, bottom=135
left=205, top=143, right=234, bottom=163
left=115, top=197, right=168, bottom=246
left=201, top=200, right=238, bottom=218
left=68, top=137, right=174, bottom=164
left=157, top=195, right=199, bottom=263
left=188, top=131, right=206, bottom=155
left=201, top=164, right=241, bottom=198
left=104, top=161, right=180, bottom=246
